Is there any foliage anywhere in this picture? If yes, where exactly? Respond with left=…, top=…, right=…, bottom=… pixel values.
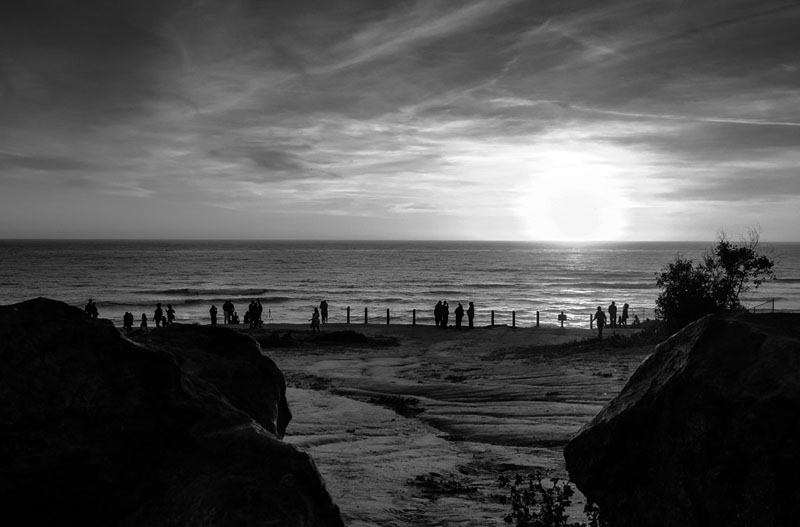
left=655, top=231, right=775, bottom=330
left=498, top=471, right=608, bottom=527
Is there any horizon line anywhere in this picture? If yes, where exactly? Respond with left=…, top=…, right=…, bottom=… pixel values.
left=1, top=238, right=797, bottom=244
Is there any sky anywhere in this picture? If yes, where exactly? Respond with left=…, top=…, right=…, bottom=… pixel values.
left=1, top=0, right=799, bottom=241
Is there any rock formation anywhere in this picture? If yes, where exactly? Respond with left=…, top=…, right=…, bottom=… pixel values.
left=565, top=313, right=800, bottom=527
left=0, top=298, right=343, bottom=527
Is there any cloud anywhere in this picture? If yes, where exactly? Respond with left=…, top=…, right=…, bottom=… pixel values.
left=0, top=0, right=799, bottom=239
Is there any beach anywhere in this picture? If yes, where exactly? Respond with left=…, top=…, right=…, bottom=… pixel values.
left=245, top=322, right=651, bottom=526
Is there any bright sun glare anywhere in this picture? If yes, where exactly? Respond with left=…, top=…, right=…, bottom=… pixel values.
left=521, top=151, right=629, bottom=241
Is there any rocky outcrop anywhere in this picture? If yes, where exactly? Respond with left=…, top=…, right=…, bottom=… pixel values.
left=565, top=313, right=800, bottom=527
left=0, top=298, right=343, bottom=527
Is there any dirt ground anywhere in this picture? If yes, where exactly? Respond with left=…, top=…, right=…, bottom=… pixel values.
left=248, top=322, right=652, bottom=527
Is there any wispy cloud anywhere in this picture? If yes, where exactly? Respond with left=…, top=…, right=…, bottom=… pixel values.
left=1, top=0, right=799, bottom=240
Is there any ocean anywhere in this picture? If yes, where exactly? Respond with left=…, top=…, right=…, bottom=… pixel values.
left=1, top=240, right=798, bottom=329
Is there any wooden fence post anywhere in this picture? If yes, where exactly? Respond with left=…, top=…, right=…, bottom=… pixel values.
left=386, top=308, right=390, bottom=325
left=491, top=310, right=495, bottom=326
left=347, top=306, right=350, bottom=324
left=364, top=307, right=368, bottom=324
left=512, top=311, right=516, bottom=328
left=412, top=309, right=416, bottom=325
left=536, top=311, right=540, bottom=327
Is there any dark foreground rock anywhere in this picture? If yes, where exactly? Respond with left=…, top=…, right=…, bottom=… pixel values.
left=565, top=313, right=800, bottom=527
left=0, top=298, right=343, bottom=527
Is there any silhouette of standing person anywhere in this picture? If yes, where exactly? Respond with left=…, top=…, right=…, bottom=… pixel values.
left=310, top=307, right=321, bottom=332
left=210, top=304, right=218, bottom=326
left=223, top=300, right=233, bottom=324
left=593, top=306, right=606, bottom=340
left=442, top=301, right=450, bottom=328
left=467, top=301, right=475, bottom=328
left=434, top=301, right=443, bottom=327
left=248, top=300, right=258, bottom=329
left=166, top=304, right=175, bottom=326
left=454, top=303, right=464, bottom=329
left=84, top=299, right=94, bottom=318
left=320, top=300, right=328, bottom=324
left=154, top=303, right=163, bottom=328
left=620, top=303, right=629, bottom=328
left=140, top=313, right=148, bottom=329
left=608, top=301, right=617, bottom=329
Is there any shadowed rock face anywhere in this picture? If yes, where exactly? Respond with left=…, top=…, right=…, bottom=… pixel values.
left=0, top=298, right=342, bottom=527
left=565, top=313, right=800, bottom=527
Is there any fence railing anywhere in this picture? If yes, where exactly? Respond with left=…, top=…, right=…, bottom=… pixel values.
left=748, top=298, right=775, bottom=313
left=332, top=305, right=657, bottom=329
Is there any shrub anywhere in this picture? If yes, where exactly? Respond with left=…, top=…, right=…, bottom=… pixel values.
left=655, top=230, right=774, bottom=331
left=498, top=471, right=607, bottom=527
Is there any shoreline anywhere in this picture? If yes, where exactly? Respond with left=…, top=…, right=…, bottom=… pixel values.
left=235, top=321, right=651, bottom=526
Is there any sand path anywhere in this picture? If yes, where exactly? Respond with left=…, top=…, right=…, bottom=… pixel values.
left=257, top=323, right=650, bottom=527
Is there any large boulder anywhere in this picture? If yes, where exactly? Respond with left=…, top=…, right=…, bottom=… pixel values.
left=565, top=313, right=800, bottom=527
left=0, top=298, right=343, bottom=527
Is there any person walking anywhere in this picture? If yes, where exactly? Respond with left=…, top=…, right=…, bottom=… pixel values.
left=166, top=304, right=176, bottom=326
left=593, top=306, right=606, bottom=340
left=621, top=303, right=629, bottom=328
left=310, top=307, right=321, bottom=332
left=154, top=303, right=163, bottom=328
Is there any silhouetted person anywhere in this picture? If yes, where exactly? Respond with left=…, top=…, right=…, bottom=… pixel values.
left=442, top=301, right=450, bottom=328
left=455, top=303, right=464, bottom=329
left=210, top=304, right=218, bottom=326
left=632, top=314, right=641, bottom=328
left=320, top=300, right=328, bottom=324
left=140, top=313, right=148, bottom=329
left=608, top=301, right=617, bottom=329
left=434, top=301, right=443, bottom=327
left=84, top=299, right=93, bottom=318
left=467, top=302, right=475, bottom=328
left=166, top=304, right=175, bottom=326
left=122, top=312, right=133, bottom=331
left=248, top=300, right=258, bottom=328
left=154, top=303, right=163, bottom=328
left=593, top=306, right=606, bottom=340
left=310, top=307, right=321, bottom=332
left=223, top=300, right=234, bottom=324
left=256, top=299, right=263, bottom=327
left=231, top=311, right=239, bottom=324
left=621, top=303, right=629, bottom=328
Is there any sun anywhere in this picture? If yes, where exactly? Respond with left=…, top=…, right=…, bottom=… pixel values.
left=519, top=153, right=630, bottom=241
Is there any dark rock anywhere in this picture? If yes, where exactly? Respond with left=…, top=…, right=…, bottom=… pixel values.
left=131, top=323, right=292, bottom=438
left=565, top=313, right=800, bottom=527
left=0, top=298, right=343, bottom=527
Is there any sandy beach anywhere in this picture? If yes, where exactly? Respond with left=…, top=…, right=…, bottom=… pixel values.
left=245, top=322, right=652, bottom=527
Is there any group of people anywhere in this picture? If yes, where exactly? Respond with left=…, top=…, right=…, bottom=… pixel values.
left=434, top=300, right=475, bottom=329
left=309, top=300, right=329, bottom=331
left=592, top=301, right=638, bottom=339
left=121, top=302, right=176, bottom=331
left=208, top=299, right=271, bottom=327
left=108, top=296, right=639, bottom=335
left=84, top=299, right=99, bottom=319
left=244, top=299, right=264, bottom=328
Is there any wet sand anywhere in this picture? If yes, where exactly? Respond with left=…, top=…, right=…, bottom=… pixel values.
left=250, top=323, right=651, bottom=527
